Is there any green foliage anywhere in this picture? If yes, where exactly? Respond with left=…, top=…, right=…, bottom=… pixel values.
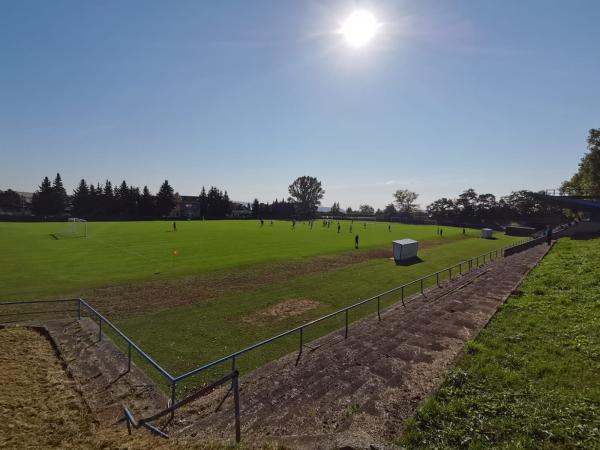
left=562, top=128, right=600, bottom=196
left=288, top=175, right=325, bottom=218
left=400, top=237, right=600, bottom=449
left=393, top=189, right=419, bottom=214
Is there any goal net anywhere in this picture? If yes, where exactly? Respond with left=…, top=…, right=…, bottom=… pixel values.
left=59, top=218, right=88, bottom=239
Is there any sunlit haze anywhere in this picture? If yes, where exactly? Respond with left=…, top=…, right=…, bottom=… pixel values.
left=338, top=10, right=382, bottom=48
left=1, top=1, right=599, bottom=209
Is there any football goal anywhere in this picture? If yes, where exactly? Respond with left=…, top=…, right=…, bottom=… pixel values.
left=60, top=218, right=88, bottom=239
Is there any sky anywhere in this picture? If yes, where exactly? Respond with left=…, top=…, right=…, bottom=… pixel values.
left=1, top=0, right=599, bottom=210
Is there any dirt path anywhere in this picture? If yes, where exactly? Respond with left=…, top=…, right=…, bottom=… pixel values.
left=167, top=244, right=551, bottom=449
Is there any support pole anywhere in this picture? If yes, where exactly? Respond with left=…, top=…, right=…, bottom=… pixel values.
left=344, top=310, right=349, bottom=339
left=232, top=372, right=241, bottom=443
left=170, top=381, right=176, bottom=419
left=377, top=296, right=381, bottom=321
left=128, top=343, right=132, bottom=372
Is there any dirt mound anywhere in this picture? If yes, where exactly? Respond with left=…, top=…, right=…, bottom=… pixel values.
left=243, top=299, right=320, bottom=325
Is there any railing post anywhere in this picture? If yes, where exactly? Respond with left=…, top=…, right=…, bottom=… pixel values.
left=420, top=279, right=424, bottom=295
left=449, top=267, right=452, bottom=280
left=436, top=272, right=439, bottom=287
left=459, top=263, right=462, bottom=275
left=170, top=381, right=176, bottom=419
left=232, top=371, right=241, bottom=443
left=401, top=286, right=405, bottom=306
left=299, top=328, right=303, bottom=354
left=344, top=309, right=349, bottom=339
left=77, top=300, right=81, bottom=320
left=128, top=343, right=132, bottom=372
left=98, top=317, right=102, bottom=341
left=377, top=296, right=381, bottom=321
left=476, top=256, right=479, bottom=267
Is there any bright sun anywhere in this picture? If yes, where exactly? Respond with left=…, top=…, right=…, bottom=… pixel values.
left=339, top=10, right=382, bottom=49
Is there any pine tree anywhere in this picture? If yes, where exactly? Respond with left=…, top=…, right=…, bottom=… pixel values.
left=198, top=187, right=208, bottom=219
left=156, top=180, right=175, bottom=216
left=139, top=185, right=155, bottom=216
left=72, top=179, right=90, bottom=215
left=50, top=173, right=68, bottom=213
left=32, top=176, right=65, bottom=215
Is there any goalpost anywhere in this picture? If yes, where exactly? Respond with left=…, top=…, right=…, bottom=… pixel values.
left=64, top=218, right=88, bottom=238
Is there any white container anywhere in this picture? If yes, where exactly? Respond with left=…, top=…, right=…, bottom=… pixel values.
left=393, top=239, right=419, bottom=261
left=481, top=228, right=493, bottom=239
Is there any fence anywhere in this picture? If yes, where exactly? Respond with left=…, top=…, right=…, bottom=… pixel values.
left=0, top=233, right=551, bottom=441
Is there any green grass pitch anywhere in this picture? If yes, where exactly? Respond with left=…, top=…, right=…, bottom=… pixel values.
left=0, top=220, right=522, bottom=390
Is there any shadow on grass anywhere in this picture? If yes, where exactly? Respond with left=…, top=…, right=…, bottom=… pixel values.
left=394, top=256, right=424, bottom=266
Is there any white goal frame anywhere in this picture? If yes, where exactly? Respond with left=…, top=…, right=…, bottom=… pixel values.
left=66, top=218, right=88, bottom=238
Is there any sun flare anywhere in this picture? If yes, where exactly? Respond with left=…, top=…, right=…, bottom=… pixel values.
left=338, top=10, right=382, bottom=48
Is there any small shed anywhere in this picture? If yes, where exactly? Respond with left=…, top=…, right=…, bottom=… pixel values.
left=481, top=228, right=493, bottom=239
left=393, top=239, right=419, bottom=262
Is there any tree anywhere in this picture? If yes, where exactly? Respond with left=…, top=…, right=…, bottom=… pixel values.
left=198, top=187, right=208, bottom=218
left=562, top=128, right=600, bottom=196
left=71, top=179, right=90, bottom=215
left=252, top=199, right=260, bottom=217
left=330, top=202, right=342, bottom=215
left=393, top=189, right=419, bottom=214
left=139, top=185, right=155, bottom=216
left=359, top=204, right=375, bottom=215
left=288, top=176, right=325, bottom=219
left=156, top=180, right=176, bottom=216
left=426, top=198, right=457, bottom=221
left=475, top=193, right=498, bottom=222
left=383, top=203, right=396, bottom=217
left=102, top=180, right=114, bottom=214
left=0, top=189, right=24, bottom=212
left=346, top=207, right=353, bottom=214
left=456, top=188, right=478, bottom=220
left=31, top=175, right=64, bottom=215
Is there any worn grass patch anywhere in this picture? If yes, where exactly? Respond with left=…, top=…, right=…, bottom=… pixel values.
left=399, top=237, right=600, bottom=449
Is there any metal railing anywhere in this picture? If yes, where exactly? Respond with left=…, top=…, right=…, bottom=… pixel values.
left=0, top=233, right=552, bottom=441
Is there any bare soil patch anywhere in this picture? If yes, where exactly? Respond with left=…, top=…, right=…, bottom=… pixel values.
left=242, top=299, right=320, bottom=326
left=0, top=326, right=274, bottom=449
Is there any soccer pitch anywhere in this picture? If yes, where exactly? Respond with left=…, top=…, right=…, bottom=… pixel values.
left=0, top=220, right=521, bottom=388
left=0, top=219, right=507, bottom=300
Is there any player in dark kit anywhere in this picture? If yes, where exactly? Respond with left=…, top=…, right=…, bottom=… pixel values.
left=355, top=234, right=359, bottom=249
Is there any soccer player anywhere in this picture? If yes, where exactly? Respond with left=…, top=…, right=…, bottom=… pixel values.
left=173, top=221, right=177, bottom=232
left=388, top=224, right=391, bottom=232
left=355, top=234, right=359, bottom=249
left=337, top=223, right=341, bottom=233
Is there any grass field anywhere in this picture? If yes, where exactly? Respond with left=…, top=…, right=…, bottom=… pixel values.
left=400, top=237, right=600, bottom=449
left=0, top=219, right=512, bottom=300
left=0, top=219, right=522, bottom=393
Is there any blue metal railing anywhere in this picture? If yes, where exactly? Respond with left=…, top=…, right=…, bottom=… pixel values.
left=0, top=232, right=558, bottom=421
